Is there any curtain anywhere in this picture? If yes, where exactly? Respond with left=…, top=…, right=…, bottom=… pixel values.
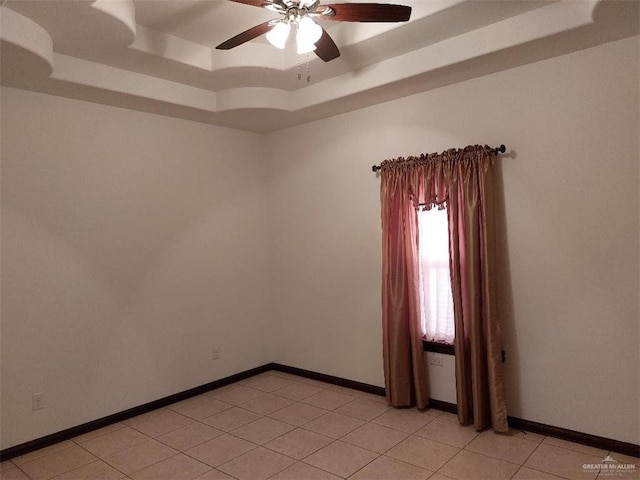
left=380, top=145, right=508, bottom=432
left=381, top=164, right=430, bottom=409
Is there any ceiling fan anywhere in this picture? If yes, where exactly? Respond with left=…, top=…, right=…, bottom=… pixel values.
left=216, top=0, right=412, bottom=62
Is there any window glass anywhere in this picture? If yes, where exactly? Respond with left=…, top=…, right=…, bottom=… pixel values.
left=418, top=207, right=455, bottom=344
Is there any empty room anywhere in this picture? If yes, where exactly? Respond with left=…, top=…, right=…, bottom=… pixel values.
left=1, top=1, right=638, bottom=479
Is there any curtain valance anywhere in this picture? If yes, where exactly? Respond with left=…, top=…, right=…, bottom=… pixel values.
left=379, top=145, right=495, bottom=210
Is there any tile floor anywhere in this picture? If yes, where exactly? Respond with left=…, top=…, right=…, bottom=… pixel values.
left=1, top=371, right=638, bottom=480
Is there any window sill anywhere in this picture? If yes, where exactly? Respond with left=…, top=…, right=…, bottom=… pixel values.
left=423, top=340, right=455, bottom=355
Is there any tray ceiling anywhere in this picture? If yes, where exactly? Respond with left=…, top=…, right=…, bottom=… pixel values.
left=1, top=0, right=638, bottom=132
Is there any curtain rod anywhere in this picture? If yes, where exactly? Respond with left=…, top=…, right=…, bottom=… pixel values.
left=371, top=144, right=506, bottom=172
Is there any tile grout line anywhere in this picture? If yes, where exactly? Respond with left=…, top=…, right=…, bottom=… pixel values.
left=517, top=436, right=549, bottom=473
left=433, top=443, right=466, bottom=478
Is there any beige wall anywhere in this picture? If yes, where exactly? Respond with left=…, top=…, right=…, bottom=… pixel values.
left=0, top=91, right=273, bottom=449
left=267, top=36, right=639, bottom=444
left=1, top=35, right=638, bottom=450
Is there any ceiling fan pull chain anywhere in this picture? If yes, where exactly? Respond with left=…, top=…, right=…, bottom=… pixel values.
left=297, top=54, right=302, bottom=81
left=306, top=54, right=311, bottom=83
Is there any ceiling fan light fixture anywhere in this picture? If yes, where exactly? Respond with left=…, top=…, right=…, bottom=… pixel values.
left=297, top=16, right=323, bottom=45
left=266, top=21, right=291, bottom=49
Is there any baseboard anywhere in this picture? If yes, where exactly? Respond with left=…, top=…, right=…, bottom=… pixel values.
left=270, top=363, right=386, bottom=396
left=507, top=416, right=639, bottom=458
left=428, top=398, right=457, bottom=414
left=2, top=363, right=638, bottom=461
left=0, top=363, right=273, bottom=461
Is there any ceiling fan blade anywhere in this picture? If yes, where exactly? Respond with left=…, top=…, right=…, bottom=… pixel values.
left=216, top=21, right=274, bottom=50
left=321, top=3, right=411, bottom=22
left=315, top=29, right=340, bottom=62
left=227, top=0, right=275, bottom=7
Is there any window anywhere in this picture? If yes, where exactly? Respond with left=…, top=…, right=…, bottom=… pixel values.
left=418, top=206, right=455, bottom=345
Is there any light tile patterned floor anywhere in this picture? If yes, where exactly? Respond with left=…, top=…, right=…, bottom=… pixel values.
left=2, top=371, right=639, bottom=480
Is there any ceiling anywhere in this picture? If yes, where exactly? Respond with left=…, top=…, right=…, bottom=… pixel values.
left=1, top=0, right=638, bottom=132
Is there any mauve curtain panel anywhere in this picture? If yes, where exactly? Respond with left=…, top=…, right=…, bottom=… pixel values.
left=379, top=145, right=508, bottom=432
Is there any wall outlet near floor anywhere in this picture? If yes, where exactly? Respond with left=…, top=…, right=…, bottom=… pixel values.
left=32, top=393, right=45, bottom=411
left=429, top=354, right=444, bottom=367
left=212, top=347, right=221, bottom=360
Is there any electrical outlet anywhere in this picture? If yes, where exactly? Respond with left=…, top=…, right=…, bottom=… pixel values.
left=429, top=354, right=444, bottom=367
left=212, top=347, right=221, bottom=360
left=32, top=393, right=45, bottom=411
